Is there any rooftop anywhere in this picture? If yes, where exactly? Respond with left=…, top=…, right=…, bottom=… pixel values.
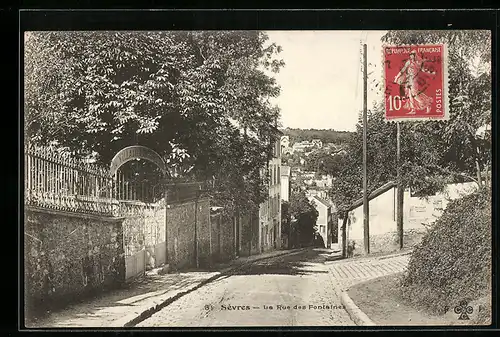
left=309, top=195, right=333, bottom=208
left=347, top=181, right=397, bottom=211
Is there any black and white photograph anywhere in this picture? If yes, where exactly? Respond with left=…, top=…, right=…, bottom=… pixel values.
left=23, top=25, right=492, bottom=328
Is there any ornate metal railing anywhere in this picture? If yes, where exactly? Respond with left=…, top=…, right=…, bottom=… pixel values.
left=24, top=144, right=211, bottom=215
left=24, top=144, right=117, bottom=215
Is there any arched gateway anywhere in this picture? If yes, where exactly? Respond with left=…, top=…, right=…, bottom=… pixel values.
left=109, top=145, right=167, bottom=177
left=110, top=145, right=169, bottom=281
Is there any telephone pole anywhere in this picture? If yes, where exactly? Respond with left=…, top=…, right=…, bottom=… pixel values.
left=396, top=122, right=404, bottom=249
left=362, top=43, right=370, bottom=255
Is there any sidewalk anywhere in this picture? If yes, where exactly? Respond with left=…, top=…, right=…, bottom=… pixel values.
left=328, top=250, right=411, bottom=291
left=26, top=248, right=305, bottom=328
left=326, top=250, right=412, bottom=326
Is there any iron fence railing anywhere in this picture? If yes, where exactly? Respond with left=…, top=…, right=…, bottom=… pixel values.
left=24, top=144, right=116, bottom=215
left=24, top=144, right=210, bottom=215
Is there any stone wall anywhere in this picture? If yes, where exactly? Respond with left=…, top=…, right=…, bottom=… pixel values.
left=120, top=203, right=166, bottom=270
left=349, top=228, right=426, bottom=257
left=166, top=198, right=211, bottom=270
left=239, top=211, right=260, bottom=257
left=196, top=199, right=212, bottom=267
left=209, top=211, right=238, bottom=265
left=219, top=213, right=236, bottom=262
left=24, top=207, right=125, bottom=317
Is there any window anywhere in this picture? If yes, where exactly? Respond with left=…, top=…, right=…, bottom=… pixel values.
left=320, top=225, right=325, bottom=233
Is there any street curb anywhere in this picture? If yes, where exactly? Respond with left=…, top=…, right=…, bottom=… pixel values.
left=375, top=250, right=413, bottom=261
left=340, top=290, right=376, bottom=326
left=119, top=248, right=307, bottom=327
left=117, top=272, right=222, bottom=327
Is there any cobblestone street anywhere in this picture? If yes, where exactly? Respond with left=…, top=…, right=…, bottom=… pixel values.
left=137, top=248, right=356, bottom=327
left=327, top=253, right=410, bottom=291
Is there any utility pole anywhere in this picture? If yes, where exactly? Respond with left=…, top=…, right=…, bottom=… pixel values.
left=396, top=122, right=404, bottom=249
left=194, top=188, right=199, bottom=269
left=362, top=43, right=370, bottom=255
left=165, top=187, right=168, bottom=265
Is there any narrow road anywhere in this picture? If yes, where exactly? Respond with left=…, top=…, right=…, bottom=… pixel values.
left=137, top=248, right=355, bottom=327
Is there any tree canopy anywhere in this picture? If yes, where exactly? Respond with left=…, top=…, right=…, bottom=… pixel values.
left=25, top=31, right=285, bottom=213
left=304, top=149, right=345, bottom=177
left=288, top=190, right=319, bottom=246
left=330, top=30, right=491, bottom=213
left=281, top=128, right=353, bottom=145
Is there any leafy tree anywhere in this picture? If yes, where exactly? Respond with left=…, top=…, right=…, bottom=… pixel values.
left=288, top=189, right=318, bottom=247
left=304, top=149, right=345, bottom=176
left=24, top=31, right=285, bottom=214
left=330, top=30, right=491, bottom=214
left=382, top=30, right=491, bottom=188
left=281, top=152, right=303, bottom=169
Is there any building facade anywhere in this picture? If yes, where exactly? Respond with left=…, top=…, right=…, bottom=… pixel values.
left=280, top=166, right=291, bottom=202
left=292, top=141, right=313, bottom=152
left=280, top=135, right=290, bottom=149
left=311, top=139, right=323, bottom=148
left=259, top=136, right=282, bottom=252
left=340, top=181, right=478, bottom=257
left=309, top=195, right=336, bottom=248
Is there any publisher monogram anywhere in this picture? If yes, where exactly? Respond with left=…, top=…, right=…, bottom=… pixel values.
left=454, top=300, right=473, bottom=320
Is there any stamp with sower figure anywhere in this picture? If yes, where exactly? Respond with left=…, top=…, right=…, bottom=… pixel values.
left=383, top=44, right=448, bottom=122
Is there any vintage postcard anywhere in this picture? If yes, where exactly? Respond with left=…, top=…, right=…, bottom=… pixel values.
left=23, top=27, right=492, bottom=328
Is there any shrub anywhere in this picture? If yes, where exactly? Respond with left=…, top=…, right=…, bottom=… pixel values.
left=400, top=187, right=491, bottom=315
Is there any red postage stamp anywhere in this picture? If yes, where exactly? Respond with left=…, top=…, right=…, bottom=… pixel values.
left=383, top=44, right=448, bottom=121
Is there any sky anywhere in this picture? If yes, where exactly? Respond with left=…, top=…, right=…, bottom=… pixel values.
left=265, top=31, right=387, bottom=132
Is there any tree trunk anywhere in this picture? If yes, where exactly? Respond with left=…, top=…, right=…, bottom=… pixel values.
left=341, top=212, right=348, bottom=258
left=475, top=144, right=483, bottom=188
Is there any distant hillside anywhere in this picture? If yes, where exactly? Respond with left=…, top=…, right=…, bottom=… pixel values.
left=281, top=128, right=354, bottom=144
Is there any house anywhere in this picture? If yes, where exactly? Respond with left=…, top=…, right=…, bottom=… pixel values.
left=259, top=134, right=282, bottom=252
left=228, top=118, right=282, bottom=257
left=280, top=135, right=290, bottom=150
left=339, top=181, right=478, bottom=257
left=280, top=135, right=293, bottom=155
left=292, top=141, right=314, bottom=152
left=305, top=188, right=328, bottom=200
left=280, top=166, right=291, bottom=202
left=312, top=139, right=323, bottom=148
left=332, top=148, right=347, bottom=156
left=308, top=195, right=337, bottom=248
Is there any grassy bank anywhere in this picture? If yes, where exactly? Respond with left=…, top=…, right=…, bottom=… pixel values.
left=348, top=272, right=490, bottom=326
left=399, top=187, right=491, bottom=323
